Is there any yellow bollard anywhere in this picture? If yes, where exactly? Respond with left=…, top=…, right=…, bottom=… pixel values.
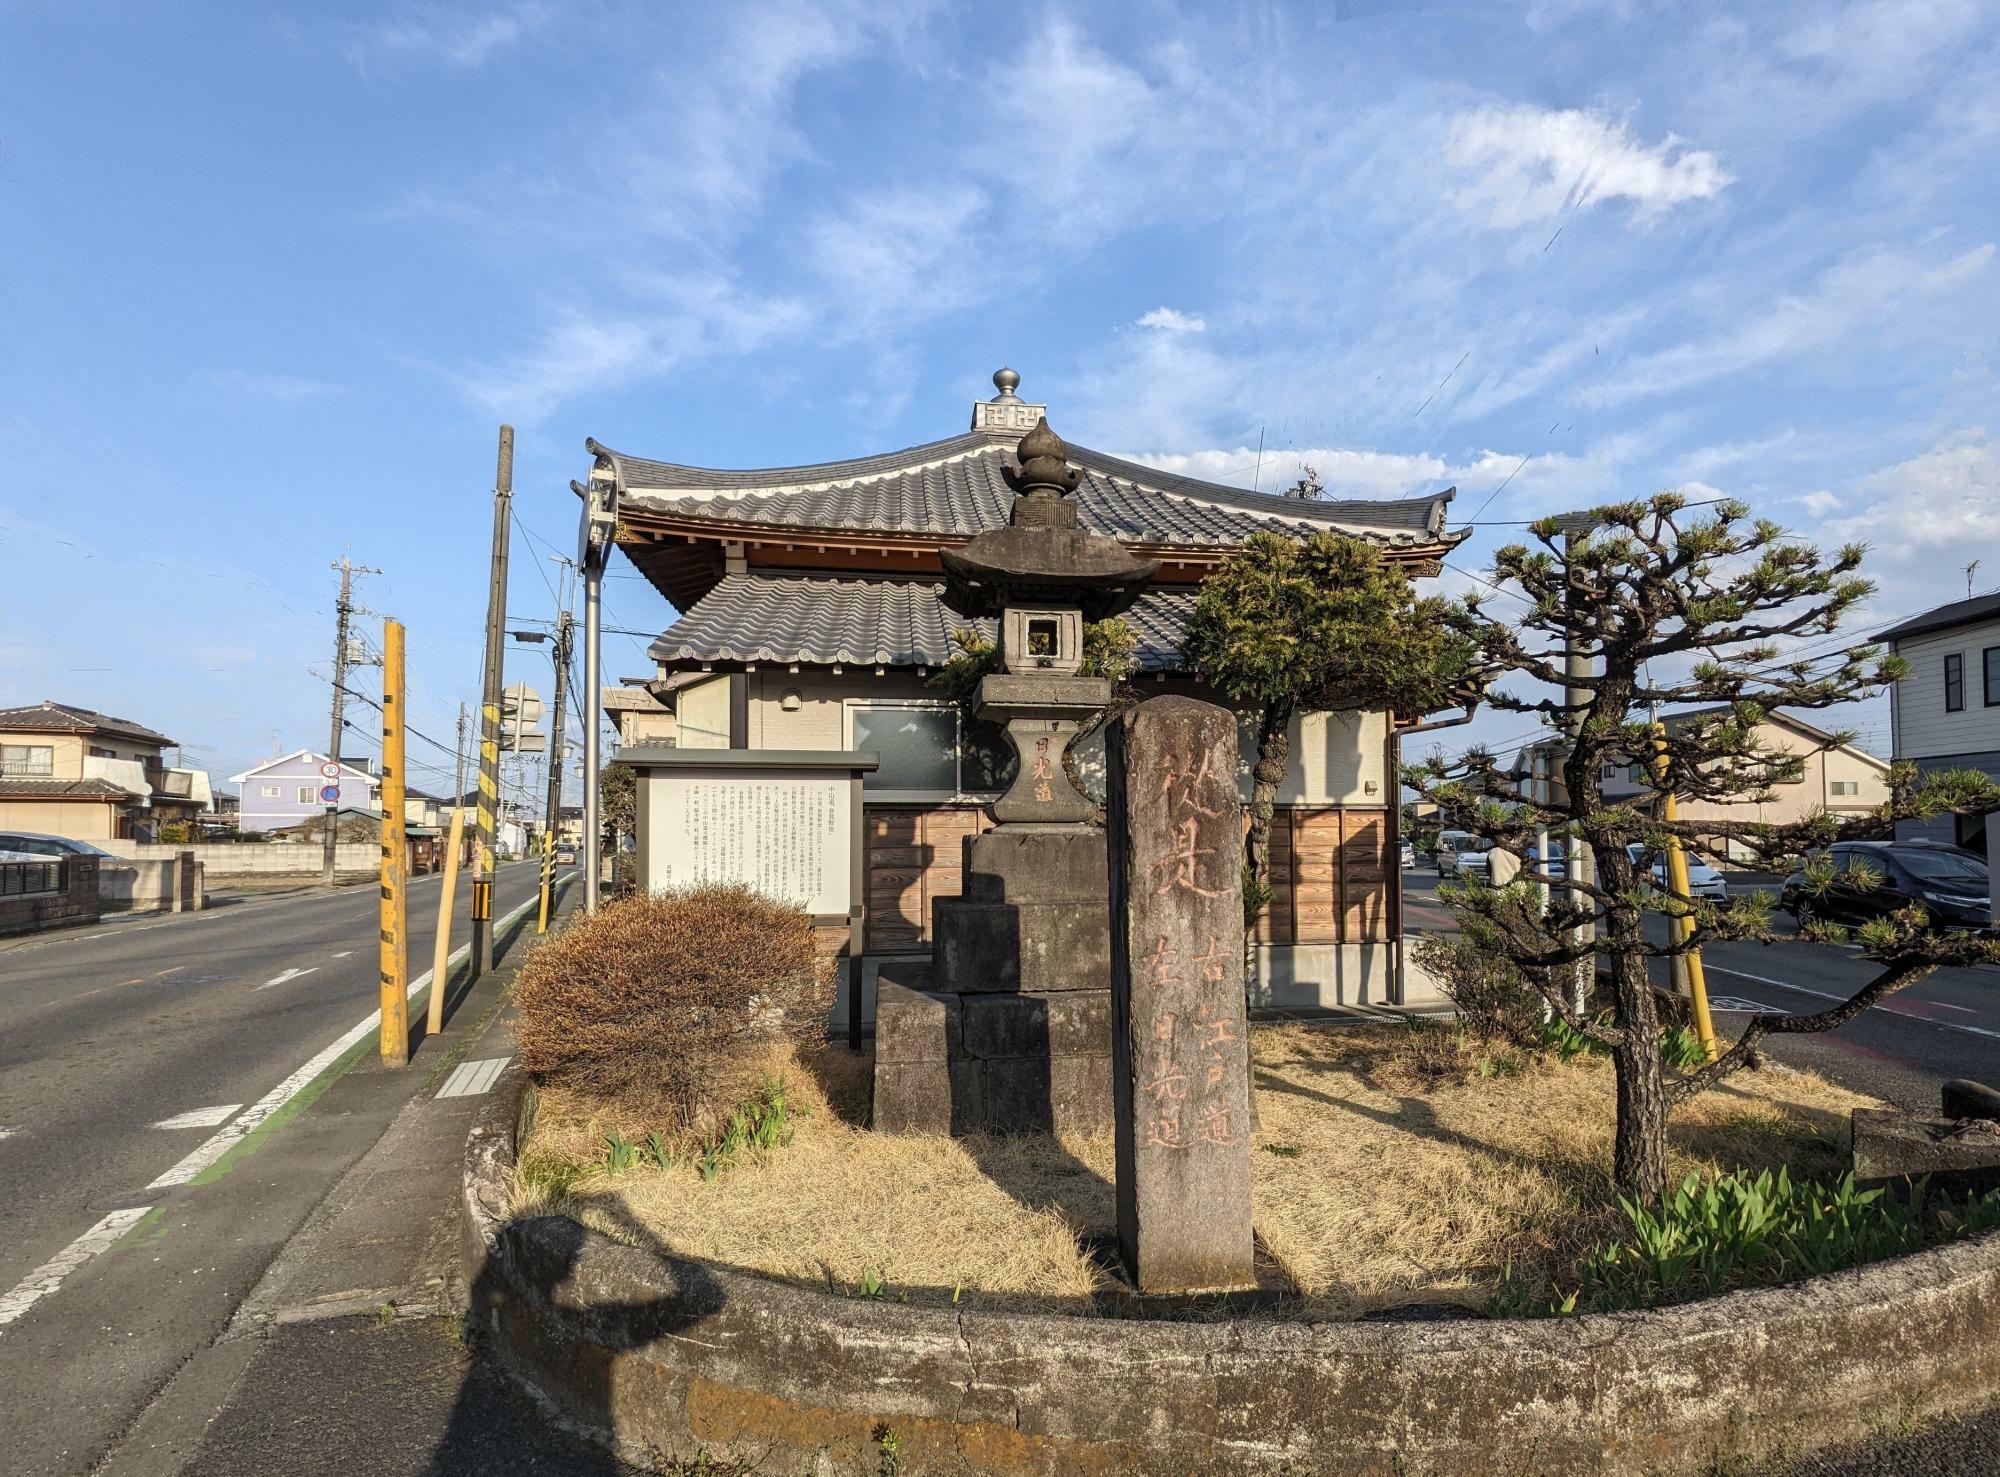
left=1652, top=724, right=1720, bottom=1062
left=378, top=619, right=410, bottom=1066
left=536, top=829, right=554, bottom=935
left=428, top=806, right=466, bottom=1037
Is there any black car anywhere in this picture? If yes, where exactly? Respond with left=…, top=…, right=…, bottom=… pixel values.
left=1780, top=842, right=1992, bottom=930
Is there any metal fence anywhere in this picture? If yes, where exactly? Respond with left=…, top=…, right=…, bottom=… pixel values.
left=0, top=859, right=62, bottom=896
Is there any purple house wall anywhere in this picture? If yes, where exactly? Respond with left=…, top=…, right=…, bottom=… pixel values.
left=226, top=751, right=379, bottom=833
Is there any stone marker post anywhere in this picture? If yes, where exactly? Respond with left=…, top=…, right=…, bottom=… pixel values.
left=1106, top=695, right=1255, bottom=1294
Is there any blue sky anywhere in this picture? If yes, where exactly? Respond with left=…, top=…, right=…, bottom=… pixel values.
left=2, top=0, right=1996, bottom=794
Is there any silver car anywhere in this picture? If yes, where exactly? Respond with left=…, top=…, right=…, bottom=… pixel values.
left=1628, top=843, right=1728, bottom=901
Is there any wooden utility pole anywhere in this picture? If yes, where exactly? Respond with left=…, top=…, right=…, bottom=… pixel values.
left=378, top=618, right=410, bottom=1066
left=471, top=427, right=513, bottom=976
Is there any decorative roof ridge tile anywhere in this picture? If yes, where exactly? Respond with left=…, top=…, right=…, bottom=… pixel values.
left=590, top=433, right=994, bottom=497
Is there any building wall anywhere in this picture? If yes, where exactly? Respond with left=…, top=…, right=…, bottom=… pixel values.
left=233, top=755, right=378, bottom=832
left=1893, top=616, right=2000, bottom=763
left=0, top=798, right=123, bottom=839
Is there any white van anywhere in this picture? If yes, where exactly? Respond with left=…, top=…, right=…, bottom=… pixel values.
left=1433, top=830, right=1490, bottom=878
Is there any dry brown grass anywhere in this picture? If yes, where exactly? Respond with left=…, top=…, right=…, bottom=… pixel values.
left=515, top=1022, right=1876, bottom=1318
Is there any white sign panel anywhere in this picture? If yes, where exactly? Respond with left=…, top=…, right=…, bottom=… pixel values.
left=646, top=769, right=852, bottom=915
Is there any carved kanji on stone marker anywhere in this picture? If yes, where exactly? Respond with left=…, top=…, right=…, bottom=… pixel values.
left=1107, top=695, right=1255, bottom=1294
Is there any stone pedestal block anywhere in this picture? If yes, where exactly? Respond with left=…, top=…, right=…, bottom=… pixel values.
left=960, top=990, right=1111, bottom=1059
left=958, top=827, right=1109, bottom=905
left=932, top=898, right=1110, bottom=993
left=1852, top=1107, right=2000, bottom=1196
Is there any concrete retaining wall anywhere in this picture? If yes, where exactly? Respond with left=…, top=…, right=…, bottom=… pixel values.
left=463, top=1069, right=2000, bottom=1475
left=99, top=856, right=204, bottom=914
left=96, top=839, right=376, bottom=875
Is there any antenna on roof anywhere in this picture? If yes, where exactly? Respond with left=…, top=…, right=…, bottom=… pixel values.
left=1968, top=560, right=1981, bottom=599
left=1251, top=425, right=1265, bottom=493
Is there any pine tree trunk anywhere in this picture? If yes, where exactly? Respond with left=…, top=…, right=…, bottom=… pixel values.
left=1609, top=948, right=1671, bottom=1203
left=1245, top=699, right=1293, bottom=918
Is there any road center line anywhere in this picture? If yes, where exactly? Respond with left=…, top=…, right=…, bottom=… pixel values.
left=0, top=1207, right=152, bottom=1331
left=147, top=877, right=569, bottom=1190
left=1704, top=965, right=2000, bottom=1041
left=254, top=966, right=319, bottom=992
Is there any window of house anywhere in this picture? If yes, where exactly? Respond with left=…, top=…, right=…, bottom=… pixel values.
left=297, top=786, right=318, bottom=805
left=1985, top=646, right=2000, bottom=707
left=0, top=744, right=53, bottom=776
left=1945, top=653, right=1964, bottom=712
left=846, top=701, right=1016, bottom=799
left=88, top=745, right=114, bottom=758
left=1601, top=762, right=1619, bottom=780
left=1829, top=780, right=1859, bottom=797
left=261, top=784, right=281, bottom=798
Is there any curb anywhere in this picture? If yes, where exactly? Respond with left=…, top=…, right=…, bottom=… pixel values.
left=462, top=1064, right=2000, bottom=1475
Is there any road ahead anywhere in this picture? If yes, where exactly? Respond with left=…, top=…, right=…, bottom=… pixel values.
left=1404, top=871, right=2000, bottom=1109
left=0, top=862, right=558, bottom=1476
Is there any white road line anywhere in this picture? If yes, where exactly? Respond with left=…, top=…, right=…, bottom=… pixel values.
left=0, top=1127, right=18, bottom=1141
left=0, top=1207, right=152, bottom=1331
left=436, top=1057, right=511, bottom=1099
left=151, top=1104, right=244, bottom=1131
left=1705, top=965, right=2000, bottom=1041
left=254, top=966, right=319, bottom=992
left=148, top=878, right=568, bottom=1190
left=330, top=950, right=353, bottom=959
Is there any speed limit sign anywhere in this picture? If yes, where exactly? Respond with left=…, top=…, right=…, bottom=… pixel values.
left=319, top=761, right=341, bottom=779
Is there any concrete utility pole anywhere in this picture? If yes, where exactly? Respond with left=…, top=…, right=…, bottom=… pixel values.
left=471, top=427, right=513, bottom=975
left=575, top=472, right=617, bottom=915
left=377, top=618, right=410, bottom=1066
left=536, top=611, right=573, bottom=933
left=1554, top=513, right=1599, bottom=1017
left=322, top=555, right=378, bottom=884
left=454, top=702, right=468, bottom=815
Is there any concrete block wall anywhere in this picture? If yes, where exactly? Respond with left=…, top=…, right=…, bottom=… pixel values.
left=0, top=856, right=101, bottom=935
left=95, top=840, right=377, bottom=875
left=100, top=856, right=205, bottom=914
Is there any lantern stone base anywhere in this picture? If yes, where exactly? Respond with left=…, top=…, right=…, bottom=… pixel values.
left=872, top=970, right=1114, bottom=1136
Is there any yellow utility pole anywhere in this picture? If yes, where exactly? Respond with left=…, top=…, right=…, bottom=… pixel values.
left=1651, top=723, right=1719, bottom=1062
left=378, top=618, right=410, bottom=1066
left=428, top=805, right=466, bottom=1037
left=536, top=828, right=554, bottom=934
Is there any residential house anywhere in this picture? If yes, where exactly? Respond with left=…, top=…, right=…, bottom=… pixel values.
left=1512, top=705, right=1892, bottom=862
left=603, top=677, right=681, bottom=748
left=589, top=369, right=1468, bottom=1008
left=1880, top=592, right=2000, bottom=863
left=228, top=750, right=379, bottom=832
left=0, top=700, right=212, bottom=840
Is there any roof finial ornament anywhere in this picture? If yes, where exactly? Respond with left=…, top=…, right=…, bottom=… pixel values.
left=991, top=366, right=1022, bottom=402
left=1006, top=416, right=1081, bottom=504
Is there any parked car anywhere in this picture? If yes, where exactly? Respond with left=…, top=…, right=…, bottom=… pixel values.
left=0, top=831, right=120, bottom=861
left=1451, top=840, right=1495, bottom=883
left=1524, top=840, right=1567, bottom=879
left=1433, top=829, right=1484, bottom=877
left=555, top=846, right=576, bottom=865
left=1626, top=843, right=1729, bottom=902
left=1398, top=839, right=1414, bottom=871
left=1779, top=842, right=1990, bottom=930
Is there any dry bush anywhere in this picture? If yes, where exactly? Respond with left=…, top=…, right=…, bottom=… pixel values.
left=1410, top=932, right=1549, bottom=1043
left=513, top=884, right=832, bottom=1136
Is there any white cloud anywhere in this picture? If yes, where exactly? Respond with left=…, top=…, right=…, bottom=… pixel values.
left=1798, top=489, right=1843, bottom=516
left=338, top=3, right=547, bottom=73
left=1137, top=307, right=1206, bottom=334
left=1446, top=104, right=1732, bottom=228
left=1822, top=437, right=2000, bottom=557
left=1591, top=242, right=1997, bottom=405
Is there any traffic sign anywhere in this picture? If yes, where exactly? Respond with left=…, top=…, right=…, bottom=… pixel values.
left=320, top=784, right=341, bottom=803
left=320, top=761, right=342, bottom=779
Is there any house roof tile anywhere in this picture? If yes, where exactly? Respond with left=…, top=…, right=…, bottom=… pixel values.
left=1876, top=591, right=2000, bottom=644
left=0, top=701, right=173, bottom=746
left=594, top=434, right=1462, bottom=551
left=649, top=574, right=1197, bottom=673
left=0, top=777, right=141, bottom=800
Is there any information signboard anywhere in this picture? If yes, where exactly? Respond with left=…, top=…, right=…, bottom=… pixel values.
left=644, top=768, right=852, bottom=915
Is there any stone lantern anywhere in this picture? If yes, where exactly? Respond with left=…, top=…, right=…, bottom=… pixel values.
left=938, top=416, right=1159, bottom=824
left=873, top=411, right=1160, bottom=1137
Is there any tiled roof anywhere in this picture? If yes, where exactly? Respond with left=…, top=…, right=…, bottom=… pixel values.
left=650, top=575, right=1197, bottom=672
left=0, top=701, right=173, bottom=746
left=0, top=777, right=140, bottom=800
left=594, top=434, right=1461, bottom=551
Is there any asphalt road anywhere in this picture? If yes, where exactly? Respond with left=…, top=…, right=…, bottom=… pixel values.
left=0, top=862, right=556, bottom=1477
left=1404, top=870, right=2000, bottom=1109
